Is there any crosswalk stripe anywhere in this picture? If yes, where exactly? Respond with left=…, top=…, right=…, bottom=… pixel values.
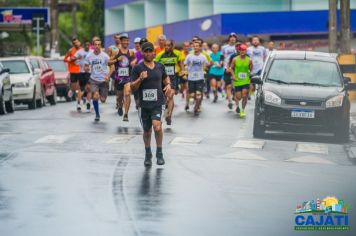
left=35, top=135, right=73, bottom=144
left=219, top=150, right=267, bottom=161
left=296, top=143, right=328, bottom=155
left=106, top=135, right=136, bottom=144
left=170, top=137, right=203, bottom=145
left=231, top=140, right=265, bottom=149
left=285, top=155, right=335, bottom=165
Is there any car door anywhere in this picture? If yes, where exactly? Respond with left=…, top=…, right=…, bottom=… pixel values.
left=28, top=59, right=42, bottom=99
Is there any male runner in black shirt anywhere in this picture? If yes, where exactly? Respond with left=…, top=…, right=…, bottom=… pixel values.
left=131, top=42, right=172, bottom=166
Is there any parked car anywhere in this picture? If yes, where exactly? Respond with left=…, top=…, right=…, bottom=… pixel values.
left=0, top=62, right=14, bottom=115
left=0, top=57, right=43, bottom=109
left=45, top=58, right=72, bottom=101
left=252, top=51, right=356, bottom=142
left=29, top=56, right=57, bottom=105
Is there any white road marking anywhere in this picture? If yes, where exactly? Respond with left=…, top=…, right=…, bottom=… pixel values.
left=219, top=150, right=267, bottom=161
left=286, top=155, right=335, bottom=165
left=35, top=135, right=73, bottom=144
left=231, top=140, right=265, bottom=149
left=170, top=137, right=203, bottom=145
left=296, top=143, right=328, bottom=155
left=106, top=135, right=135, bottom=144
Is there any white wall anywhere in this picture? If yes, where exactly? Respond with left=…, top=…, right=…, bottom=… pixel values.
left=124, top=3, right=145, bottom=31
left=189, top=0, right=213, bottom=19
left=105, top=8, right=124, bottom=35
left=166, top=0, right=188, bottom=23
left=145, top=0, right=166, bottom=27
left=290, top=0, right=328, bottom=11
left=213, top=0, right=289, bottom=13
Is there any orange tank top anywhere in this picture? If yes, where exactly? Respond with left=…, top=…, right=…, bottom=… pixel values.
left=64, top=47, right=81, bottom=74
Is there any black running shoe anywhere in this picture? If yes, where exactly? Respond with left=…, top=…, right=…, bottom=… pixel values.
left=213, top=95, right=218, bottom=103
left=185, top=105, right=189, bottom=111
left=94, top=115, right=100, bottom=122
left=236, top=106, right=240, bottom=114
left=228, top=103, right=233, bottom=110
left=156, top=152, right=165, bottom=165
left=166, top=116, right=172, bottom=125
left=118, top=107, right=123, bottom=116
left=86, top=103, right=90, bottom=111
left=144, top=153, right=152, bottom=167
left=123, top=114, right=129, bottom=122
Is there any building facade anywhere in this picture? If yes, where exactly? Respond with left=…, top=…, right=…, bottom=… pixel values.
left=104, top=0, right=356, bottom=48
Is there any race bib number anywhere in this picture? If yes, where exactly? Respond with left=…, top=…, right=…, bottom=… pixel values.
left=190, top=71, right=202, bottom=80
left=142, top=89, right=157, bottom=101
left=238, top=72, right=248, bottom=79
left=93, top=64, right=103, bottom=73
left=118, top=67, right=129, bottom=77
left=165, top=66, right=175, bottom=76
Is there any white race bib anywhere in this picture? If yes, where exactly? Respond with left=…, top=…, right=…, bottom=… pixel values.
left=93, top=64, right=103, bottom=73
left=142, top=89, right=157, bottom=101
left=190, top=71, right=202, bottom=81
left=118, top=67, right=129, bottom=77
left=165, top=66, right=175, bottom=76
left=238, top=72, right=248, bottom=79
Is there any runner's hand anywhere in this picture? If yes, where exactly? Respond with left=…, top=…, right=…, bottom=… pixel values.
left=163, top=84, right=171, bottom=97
left=139, top=71, right=148, bottom=81
left=104, top=76, right=110, bottom=82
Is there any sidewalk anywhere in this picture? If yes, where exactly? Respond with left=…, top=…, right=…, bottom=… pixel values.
left=346, top=102, right=356, bottom=160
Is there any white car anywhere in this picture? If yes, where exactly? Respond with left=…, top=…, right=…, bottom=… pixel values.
left=0, top=62, right=14, bottom=115
left=0, top=57, right=43, bottom=109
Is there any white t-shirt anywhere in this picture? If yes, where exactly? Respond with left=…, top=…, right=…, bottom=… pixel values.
left=85, top=51, right=110, bottom=82
left=75, top=48, right=93, bottom=72
left=221, top=44, right=236, bottom=69
left=247, top=45, right=267, bottom=74
left=184, top=53, right=209, bottom=81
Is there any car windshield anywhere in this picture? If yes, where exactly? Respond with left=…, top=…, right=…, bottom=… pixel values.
left=46, top=60, right=67, bottom=72
left=1, top=60, right=30, bottom=74
left=267, top=59, right=342, bottom=87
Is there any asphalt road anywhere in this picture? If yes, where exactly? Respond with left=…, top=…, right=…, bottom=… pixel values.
left=0, top=94, right=355, bottom=236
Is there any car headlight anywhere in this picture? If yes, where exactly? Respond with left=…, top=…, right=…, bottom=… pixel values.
left=326, top=95, right=343, bottom=108
left=264, top=91, right=282, bottom=105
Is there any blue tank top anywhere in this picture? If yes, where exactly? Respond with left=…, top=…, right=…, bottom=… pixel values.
left=209, top=51, right=224, bottom=76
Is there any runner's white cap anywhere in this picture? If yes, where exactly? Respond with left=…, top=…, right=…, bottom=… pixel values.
left=134, top=37, right=141, bottom=43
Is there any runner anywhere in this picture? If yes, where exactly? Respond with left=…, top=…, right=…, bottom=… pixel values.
left=154, top=39, right=182, bottom=125
left=221, top=33, right=237, bottom=109
left=230, top=44, right=252, bottom=118
left=184, top=41, right=209, bottom=115
left=84, top=39, right=112, bottom=122
left=266, top=40, right=275, bottom=56
left=110, top=33, right=136, bottom=121
left=154, top=34, right=166, bottom=55
left=196, top=38, right=212, bottom=99
left=133, top=38, right=148, bottom=110
left=133, top=37, right=141, bottom=53
left=208, top=43, right=224, bottom=103
left=106, top=33, right=121, bottom=57
left=130, top=42, right=172, bottom=166
left=64, top=38, right=82, bottom=111
left=247, top=36, right=267, bottom=98
left=73, top=39, right=92, bottom=112
left=179, top=41, right=190, bottom=100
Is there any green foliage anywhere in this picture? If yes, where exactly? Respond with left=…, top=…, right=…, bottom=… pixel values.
left=0, top=0, right=41, bottom=6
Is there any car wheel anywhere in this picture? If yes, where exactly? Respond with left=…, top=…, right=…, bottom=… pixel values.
left=36, top=90, right=44, bottom=108
left=335, top=117, right=349, bottom=143
left=0, top=93, right=5, bottom=115
left=253, top=115, right=265, bottom=138
left=5, top=92, right=14, bottom=113
left=48, top=88, right=57, bottom=105
left=28, top=88, right=37, bottom=110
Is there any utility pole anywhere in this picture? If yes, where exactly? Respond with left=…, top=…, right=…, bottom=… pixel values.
left=340, top=0, right=351, bottom=53
left=50, top=0, right=59, bottom=54
left=71, top=0, right=77, bottom=38
left=328, top=0, right=337, bottom=53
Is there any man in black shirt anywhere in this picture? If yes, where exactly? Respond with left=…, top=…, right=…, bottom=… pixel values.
left=131, top=42, right=172, bottom=166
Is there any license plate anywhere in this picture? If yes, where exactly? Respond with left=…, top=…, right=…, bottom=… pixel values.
left=291, top=109, right=315, bottom=119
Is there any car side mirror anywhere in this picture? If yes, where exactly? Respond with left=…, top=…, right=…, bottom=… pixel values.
left=1, top=68, right=10, bottom=74
left=346, top=82, right=356, bottom=91
left=33, top=68, right=41, bottom=75
left=251, top=75, right=263, bottom=84
left=344, top=77, right=351, bottom=84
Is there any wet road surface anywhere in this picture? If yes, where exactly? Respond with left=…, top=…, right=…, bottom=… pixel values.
left=0, top=95, right=355, bottom=236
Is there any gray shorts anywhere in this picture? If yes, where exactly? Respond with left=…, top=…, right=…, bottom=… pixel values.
left=90, top=79, right=108, bottom=99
